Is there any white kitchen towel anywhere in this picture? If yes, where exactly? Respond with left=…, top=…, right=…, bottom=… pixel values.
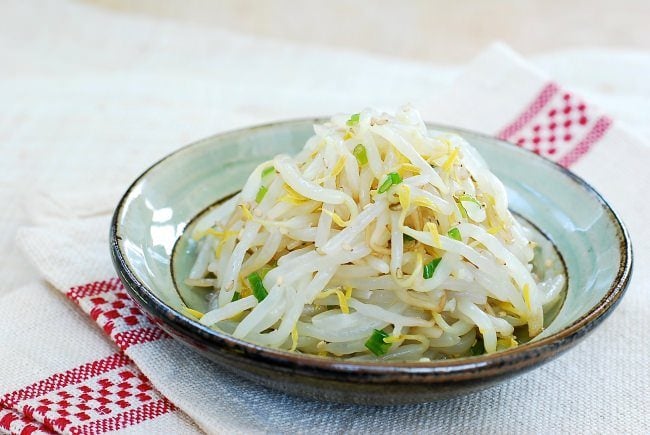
left=4, top=44, right=650, bottom=434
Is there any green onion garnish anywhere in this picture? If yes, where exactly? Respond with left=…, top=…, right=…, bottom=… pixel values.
left=353, top=144, right=368, bottom=166
left=456, top=200, right=468, bottom=219
left=247, top=272, right=268, bottom=302
left=455, top=194, right=480, bottom=219
left=377, top=172, right=403, bottom=194
left=258, top=265, right=273, bottom=279
left=448, top=227, right=462, bottom=241
left=470, top=338, right=485, bottom=356
left=255, top=185, right=268, bottom=203
left=231, top=291, right=241, bottom=302
left=346, top=113, right=360, bottom=126
left=261, top=166, right=275, bottom=178
left=457, top=194, right=480, bottom=205
left=364, top=329, right=391, bottom=356
left=422, top=257, right=442, bottom=279
left=403, top=233, right=415, bottom=242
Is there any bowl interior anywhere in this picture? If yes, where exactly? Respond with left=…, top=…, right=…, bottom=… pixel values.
left=114, top=119, right=624, bottom=347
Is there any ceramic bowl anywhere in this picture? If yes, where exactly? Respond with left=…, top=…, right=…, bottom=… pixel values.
left=110, top=119, right=632, bottom=405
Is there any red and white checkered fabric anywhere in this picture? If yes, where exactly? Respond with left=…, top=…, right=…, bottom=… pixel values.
left=0, top=279, right=189, bottom=435
left=0, top=409, right=51, bottom=435
left=68, top=279, right=170, bottom=352
left=497, top=82, right=612, bottom=166
left=1, top=352, right=174, bottom=435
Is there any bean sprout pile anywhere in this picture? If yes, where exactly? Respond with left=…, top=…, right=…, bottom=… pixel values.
left=185, top=106, right=565, bottom=361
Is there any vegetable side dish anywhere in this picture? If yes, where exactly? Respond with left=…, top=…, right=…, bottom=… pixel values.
left=182, top=106, right=566, bottom=361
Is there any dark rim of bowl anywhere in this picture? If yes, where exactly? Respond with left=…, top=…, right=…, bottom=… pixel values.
left=110, top=118, right=633, bottom=382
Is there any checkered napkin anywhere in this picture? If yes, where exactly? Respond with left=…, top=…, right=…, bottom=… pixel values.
left=2, top=44, right=649, bottom=434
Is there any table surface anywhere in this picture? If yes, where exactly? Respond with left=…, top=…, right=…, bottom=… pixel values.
left=85, top=0, right=650, bottom=63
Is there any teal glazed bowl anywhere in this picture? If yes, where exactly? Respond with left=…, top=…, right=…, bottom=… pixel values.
left=110, top=119, right=632, bottom=405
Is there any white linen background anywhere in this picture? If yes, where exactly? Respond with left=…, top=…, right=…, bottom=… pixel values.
left=1, top=1, right=649, bottom=433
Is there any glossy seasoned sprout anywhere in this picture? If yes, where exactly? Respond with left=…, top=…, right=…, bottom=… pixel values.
left=186, top=106, right=565, bottom=361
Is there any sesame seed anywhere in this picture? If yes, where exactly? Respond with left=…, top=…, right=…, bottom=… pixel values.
left=545, top=259, right=553, bottom=268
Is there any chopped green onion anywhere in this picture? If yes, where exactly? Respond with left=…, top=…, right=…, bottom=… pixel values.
left=378, top=178, right=392, bottom=194
left=364, top=329, right=391, bottom=356
left=422, top=258, right=442, bottom=279
left=455, top=194, right=480, bottom=219
left=390, top=172, right=403, bottom=184
left=403, top=233, right=415, bottom=242
left=377, top=172, right=403, bottom=194
left=456, top=200, right=468, bottom=219
left=247, top=272, right=268, bottom=302
left=353, top=144, right=368, bottom=166
left=470, top=338, right=485, bottom=356
left=258, top=265, right=273, bottom=279
left=448, top=227, right=462, bottom=241
left=261, top=166, right=275, bottom=178
left=231, top=291, right=241, bottom=302
left=346, top=113, right=360, bottom=126
left=457, top=194, right=480, bottom=206
left=255, top=185, right=268, bottom=203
